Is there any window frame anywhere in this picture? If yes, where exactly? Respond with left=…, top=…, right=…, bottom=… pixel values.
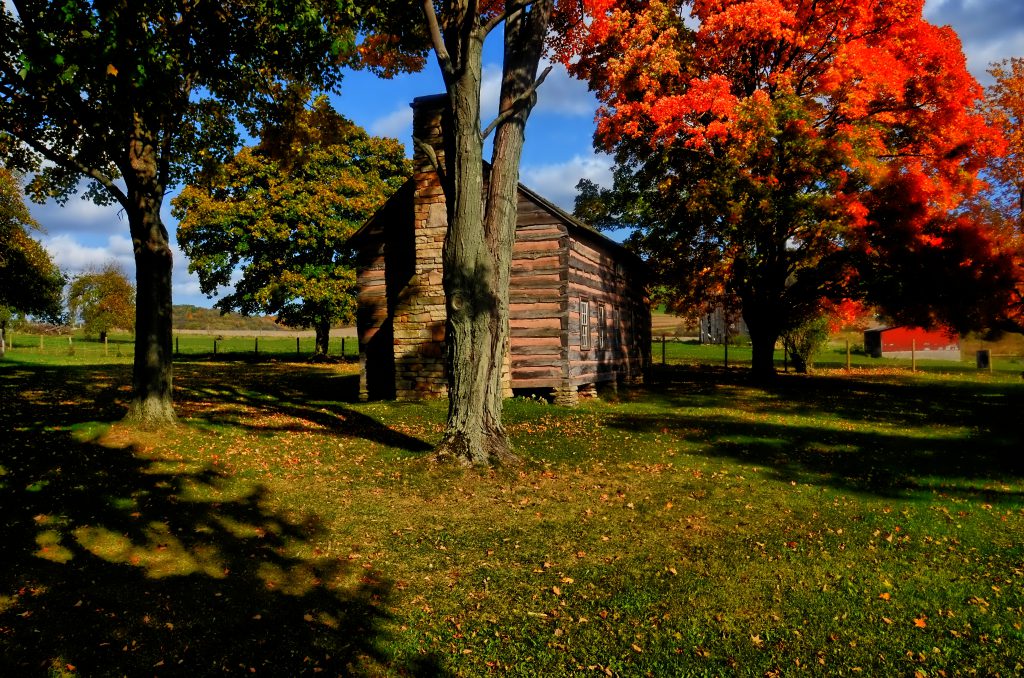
left=580, top=299, right=591, bottom=350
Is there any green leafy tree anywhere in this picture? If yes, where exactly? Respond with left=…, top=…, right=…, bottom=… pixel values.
left=0, top=0, right=362, bottom=425
left=0, top=166, right=64, bottom=355
left=68, top=263, right=136, bottom=343
left=173, top=94, right=410, bottom=357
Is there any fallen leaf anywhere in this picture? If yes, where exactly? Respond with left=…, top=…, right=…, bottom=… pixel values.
left=914, top=617, right=928, bottom=628
left=631, top=643, right=642, bottom=653
left=878, top=592, right=891, bottom=601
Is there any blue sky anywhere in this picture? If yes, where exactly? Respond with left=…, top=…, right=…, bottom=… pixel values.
left=20, top=0, right=1024, bottom=308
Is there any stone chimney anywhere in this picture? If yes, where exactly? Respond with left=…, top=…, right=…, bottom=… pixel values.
left=390, top=95, right=450, bottom=400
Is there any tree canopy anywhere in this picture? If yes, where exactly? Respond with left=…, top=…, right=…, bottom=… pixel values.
left=0, top=166, right=64, bottom=353
left=68, top=263, right=136, bottom=342
left=983, top=58, right=1024, bottom=232
left=173, top=94, right=410, bottom=356
left=1, top=0, right=364, bottom=424
left=568, top=0, right=1002, bottom=375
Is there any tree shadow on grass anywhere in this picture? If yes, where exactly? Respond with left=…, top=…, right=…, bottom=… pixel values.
left=612, top=365, right=1024, bottom=503
left=171, top=361, right=435, bottom=453
left=0, top=362, right=443, bottom=676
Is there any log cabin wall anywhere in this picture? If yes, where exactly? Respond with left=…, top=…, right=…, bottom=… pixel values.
left=354, top=94, right=650, bottom=405
left=509, top=192, right=571, bottom=391
left=565, top=231, right=651, bottom=397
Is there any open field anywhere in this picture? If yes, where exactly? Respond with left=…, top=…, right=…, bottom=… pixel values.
left=1, top=351, right=1022, bottom=676
left=6, top=330, right=1024, bottom=376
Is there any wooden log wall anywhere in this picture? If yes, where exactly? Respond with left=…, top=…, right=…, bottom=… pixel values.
left=566, top=233, right=650, bottom=388
left=508, top=193, right=570, bottom=389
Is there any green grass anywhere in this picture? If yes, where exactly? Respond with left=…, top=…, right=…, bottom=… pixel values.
left=1, top=352, right=1022, bottom=676
left=654, top=337, right=1024, bottom=377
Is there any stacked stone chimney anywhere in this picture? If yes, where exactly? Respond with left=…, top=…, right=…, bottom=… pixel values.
left=390, top=95, right=450, bottom=400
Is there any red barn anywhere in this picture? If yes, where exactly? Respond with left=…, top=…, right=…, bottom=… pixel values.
left=864, top=326, right=960, bottom=360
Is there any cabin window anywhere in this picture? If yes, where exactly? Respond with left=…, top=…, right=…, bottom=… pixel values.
left=580, top=300, right=590, bottom=350
left=597, top=305, right=607, bottom=349
left=612, top=308, right=620, bottom=349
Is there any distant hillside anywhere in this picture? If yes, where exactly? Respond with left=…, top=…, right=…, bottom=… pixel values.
left=173, top=305, right=287, bottom=332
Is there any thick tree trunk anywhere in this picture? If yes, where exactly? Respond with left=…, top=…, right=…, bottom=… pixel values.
left=431, top=1, right=552, bottom=466
left=314, top=320, right=330, bottom=357
left=124, top=191, right=176, bottom=427
left=434, top=33, right=508, bottom=466
left=743, top=297, right=781, bottom=379
left=749, top=330, right=779, bottom=378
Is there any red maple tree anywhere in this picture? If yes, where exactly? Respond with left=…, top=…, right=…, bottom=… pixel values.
left=567, top=0, right=1004, bottom=375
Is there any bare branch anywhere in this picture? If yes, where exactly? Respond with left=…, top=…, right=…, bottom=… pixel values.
left=423, top=0, right=455, bottom=78
left=481, top=1, right=528, bottom=38
left=413, top=135, right=447, bottom=187
left=480, top=64, right=552, bottom=141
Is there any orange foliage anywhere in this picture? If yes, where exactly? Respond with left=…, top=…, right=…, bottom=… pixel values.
left=569, top=0, right=1001, bottom=215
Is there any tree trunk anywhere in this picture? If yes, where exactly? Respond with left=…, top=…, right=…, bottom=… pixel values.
left=99, top=329, right=108, bottom=344
left=124, top=190, right=176, bottom=427
left=0, top=318, right=6, bottom=357
left=749, top=331, right=779, bottom=378
left=434, top=31, right=504, bottom=466
left=314, top=319, right=330, bottom=357
left=743, top=298, right=780, bottom=379
left=431, top=2, right=552, bottom=466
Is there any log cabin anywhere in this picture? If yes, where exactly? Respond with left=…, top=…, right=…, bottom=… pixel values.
left=351, top=94, right=651, bottom=406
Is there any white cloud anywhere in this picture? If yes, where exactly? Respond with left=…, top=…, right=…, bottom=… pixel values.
left=28, top=192, right=127, bottom=237
left=534, top=60, right=597, bottom=117
left=370, top=105, right=414, bottom=145
left=924, top=0, right=1024, bottom=84
left=520, top=153, right=613, bottom=212
left=41, top=233, right=135, bottom=276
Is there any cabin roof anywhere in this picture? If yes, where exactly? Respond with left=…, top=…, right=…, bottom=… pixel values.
left=349, top=173, right=646, bottom=271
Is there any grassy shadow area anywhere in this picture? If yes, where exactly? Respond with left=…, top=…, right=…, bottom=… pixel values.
left=613, top=364, right=1024, bottom=502
left=3, top=355, right=1022, bottom=676
left=0, top=361, right=441, bottom=676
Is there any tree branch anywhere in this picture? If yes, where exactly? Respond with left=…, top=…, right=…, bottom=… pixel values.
left=7, top=127, right=129, bottom=209
left=413, top=135, right=447, bottom=187
left=423, top=0, right=455, bottom=78
left=481, top=1, right=528, bottom=38
left=480, top=64, right=552, bottom=141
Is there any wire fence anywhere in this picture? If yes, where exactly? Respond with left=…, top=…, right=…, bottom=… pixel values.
left=5, top=332, right=1023, bottom=378
left=0, top=332, right=359, bottom=362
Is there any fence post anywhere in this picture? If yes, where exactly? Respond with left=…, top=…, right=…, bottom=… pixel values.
left=341, top=336, right=346, bottom=358
left=104, top=335, right=108, bottom=357
left=255, top=337, right=259, bottom=355
left=175, top=336, right=179, bottom=355
left=724, top=334, right=729, bottom=369
left=911, top=339, right=916, bottom=373
left=846, top=338, right=851, bottom=371
left=39, top=335, right=44, bottom=350
left=661, top=335, right=666, bottom=365
left=296, top=336, right=300, bottom=357
left=213, top=339, right=217, bottom=356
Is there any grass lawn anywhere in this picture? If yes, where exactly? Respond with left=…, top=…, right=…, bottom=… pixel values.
left=1, top=351, right=1022, bottom=676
